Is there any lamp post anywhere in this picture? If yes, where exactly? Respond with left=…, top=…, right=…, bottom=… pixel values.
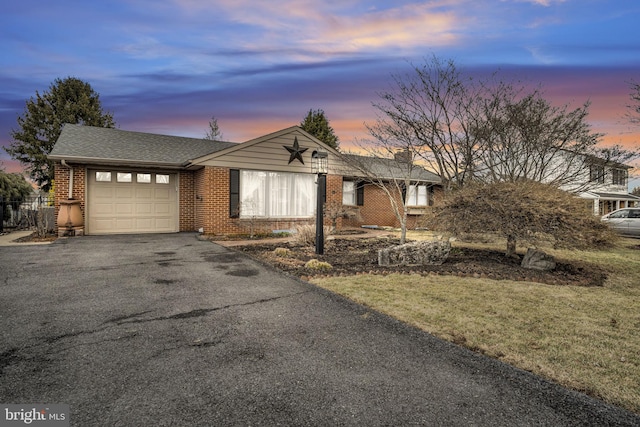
left=311, top=150, right=328, bottom=255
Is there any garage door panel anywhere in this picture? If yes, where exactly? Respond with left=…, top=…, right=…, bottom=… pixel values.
left=155, top=218, right=172, bottom=229
left=115, top=203, right=134, bottom=214
left=93, top=187, right=115, bottom=199
left=154, top=188, right=171, bottom=199
left=92, top=203, right=115, bottom=215
left=116, top=186, right=135, bottom=197
left=136, top=218, right=154, bottom=229
left=137, top=203, right=154, bottom=214
left=93, top=219, right=116, bottom=230
left=136, top=188, right=153, bottom=199
left=88, top=171, right=178, bottom=234
left=114, top=218, right=135, bottom=231
left=153, top=203, right=171, bottom=216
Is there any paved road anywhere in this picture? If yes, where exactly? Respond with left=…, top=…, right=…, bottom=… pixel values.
left=1, top=233, right=638, bottom=426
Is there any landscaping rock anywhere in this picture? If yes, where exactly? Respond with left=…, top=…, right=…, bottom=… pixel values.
left=378, top=240, right=451, bottom=267
left=521, top=248, right=556, bottom=271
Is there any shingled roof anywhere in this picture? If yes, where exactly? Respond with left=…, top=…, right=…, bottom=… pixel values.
left=340, top=154, right=441, bottom=183
left=49, top=124, right=236, bottom=166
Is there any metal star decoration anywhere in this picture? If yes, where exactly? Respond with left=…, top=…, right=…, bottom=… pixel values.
left=283, top=137, right=308, bottom=165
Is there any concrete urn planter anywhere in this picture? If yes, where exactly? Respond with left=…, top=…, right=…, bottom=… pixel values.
left=57, top=199, right=84, bottom=236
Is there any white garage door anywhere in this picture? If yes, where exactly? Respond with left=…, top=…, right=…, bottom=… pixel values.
left=87, top=170, right=178, bottom=234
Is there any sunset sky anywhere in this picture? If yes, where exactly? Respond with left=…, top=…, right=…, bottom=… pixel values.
left=1, top=0, right=639, bottom=188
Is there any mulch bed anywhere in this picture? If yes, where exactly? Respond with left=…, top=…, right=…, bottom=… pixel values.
left=239, top=237, right=607, bottom=287
left=12, top=232, right=58, bottom=243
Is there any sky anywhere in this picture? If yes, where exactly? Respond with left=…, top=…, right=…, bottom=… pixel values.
left=1, top=0, right=639, bottom=188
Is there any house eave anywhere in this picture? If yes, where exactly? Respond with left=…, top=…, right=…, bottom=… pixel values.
left=49, top=154, right=186, bottom=170
left=580, top=191, right=640, bottom=201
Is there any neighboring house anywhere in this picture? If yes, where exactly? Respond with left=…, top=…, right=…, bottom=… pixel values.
left=48, top=124, right=440, bottom=235
left=477, top=146, right=639, bottom=216
left=570, top=158, right=639, bottom=215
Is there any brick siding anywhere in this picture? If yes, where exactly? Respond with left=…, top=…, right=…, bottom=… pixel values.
left=341, top=181, right=438, bottom=230
left=178, top=171, right=195, bottom=231
left=54, top=162, right=424, bottom=236
left=342, top=183, right=400, bottom=228
left=54, top=162, right=87, bottom=232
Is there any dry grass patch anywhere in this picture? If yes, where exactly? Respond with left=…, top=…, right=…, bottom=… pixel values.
left=311, top=237, right=640, bottom=414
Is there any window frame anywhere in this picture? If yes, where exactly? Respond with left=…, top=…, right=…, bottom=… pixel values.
left=589, top=164, right=605, bottom=184
left=342, top=181, right=356, bottom=206
left=612, top=168, right=627, bottom=186
left=116, top=172, right=132, bottom=183
left=156, top=174, right=170, bottom=184
left=95, top=171, right=112, bottom=182
left=238, top=170, right=316, bottom=219
left=137, top=173, right=151, bottom=184
left=406, top=183, right=429, bottom=207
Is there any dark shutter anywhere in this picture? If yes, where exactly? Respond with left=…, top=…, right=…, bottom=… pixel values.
left=229, top=169, right=240, bottom=218
left=356, top=181, right=365, bottom=206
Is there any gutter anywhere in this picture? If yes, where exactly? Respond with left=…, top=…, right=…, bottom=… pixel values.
left=49, top=154, right=186, bottom=169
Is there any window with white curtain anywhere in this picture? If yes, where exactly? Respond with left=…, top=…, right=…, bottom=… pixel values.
left=342, top=181, right=356, bottom=205
left=407, top=184, right=428, bottom=206
left=240, top=170, right=316, bottom=218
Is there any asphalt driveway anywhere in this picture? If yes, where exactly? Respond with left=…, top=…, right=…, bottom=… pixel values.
left=1, top=233, right=638, bottom=426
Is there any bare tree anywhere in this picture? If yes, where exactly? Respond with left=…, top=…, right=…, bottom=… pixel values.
left=349, top=57, right=637, bottom=250
left=204, top=115, right=224, bottom=140
left=339, top=144, right=438, bottom=244
left=372, top=56, right=638, bottom=193
left=372, top=56, right=481, bottom=190
left=473, top=88, right=604, bottom=190
left=627, top=81, right=640, bottom=125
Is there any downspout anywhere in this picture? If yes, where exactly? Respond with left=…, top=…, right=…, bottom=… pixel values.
left=61, top=159, right=73, bottom=199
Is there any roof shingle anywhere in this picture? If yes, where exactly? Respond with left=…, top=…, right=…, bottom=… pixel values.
left=49, top=124, right=235, bottom=165
left=340, top=153, right=441, bottom=183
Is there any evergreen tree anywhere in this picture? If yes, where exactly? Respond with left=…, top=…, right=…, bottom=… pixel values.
left=0, top=170, right=33, bottom=221
left=6, top=77, right=115, bottom=190
left=300, top=109, right=339, bottom=149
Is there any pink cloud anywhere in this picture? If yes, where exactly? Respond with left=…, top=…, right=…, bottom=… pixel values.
left=171, top=0, right=464, bottom=57
left=319, top=3, right=461, bottom=51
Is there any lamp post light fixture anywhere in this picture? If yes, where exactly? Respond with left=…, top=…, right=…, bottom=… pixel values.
left=311, top=149, right=328, bottom=175
left=311, top=150, right=328, bottom=255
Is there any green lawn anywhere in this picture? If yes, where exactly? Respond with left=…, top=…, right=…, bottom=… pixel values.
left=311, top=233, right=640, bottom=414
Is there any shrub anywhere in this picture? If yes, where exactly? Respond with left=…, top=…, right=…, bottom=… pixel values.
left=294, top=224, right=332, bottom=247
left=273, top=247, right=292, bottom=257
left=427, top=181, right=618, bottom=256
left=304, top=259, right=333, bottom=271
